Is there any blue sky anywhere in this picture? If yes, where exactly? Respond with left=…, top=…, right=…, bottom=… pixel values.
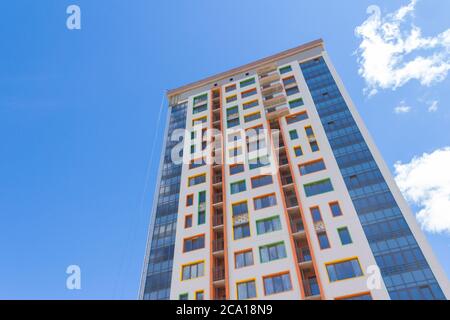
left=0, top=0, right=448, bottom=299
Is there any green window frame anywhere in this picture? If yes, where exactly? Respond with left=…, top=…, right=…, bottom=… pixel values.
left=230, top=180, right=246, bottom=194
left=240, top=77, right=256, bottom=88
left=259, top=241, right=287, bottom=263
left=256, top=216, right=282, bottom=235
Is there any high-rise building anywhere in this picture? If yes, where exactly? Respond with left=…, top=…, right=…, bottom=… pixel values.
left=139, top=39, right=449, bottom=300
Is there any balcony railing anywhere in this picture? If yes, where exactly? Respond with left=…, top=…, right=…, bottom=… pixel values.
left=281, top=175, right=293, bottom=186
left=296, top=247, right=312, bottom=263
left=303, top=277, right=320, bottom=297
left=290, top=218, right=305, bottom=233
left=212, top=239, right=224, bottom=252
left=213, top=214, right=224, bottom=227
left=213, top=194, right=223, bottom=204
left=285, top=196, right=298, bottom=208
left=213, top=266, right=225, bottom=281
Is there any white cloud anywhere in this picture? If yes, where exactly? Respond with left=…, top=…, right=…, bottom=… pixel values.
left=394, top=100, right=411, bottom=114
left=394, top=147, right=450, bottom=234
left=427, top=100, right=439, bottom=112
left=355, top=0, right=450, bottom=95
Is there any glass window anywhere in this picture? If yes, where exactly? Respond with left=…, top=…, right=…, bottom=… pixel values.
left=240, top=77, right=256, bottom=88
left=195, top=291, right=204, bottom=300
left=289, top=98, right=304, bottom=109
left=235, top=250, right=254, bottom=269
left=232, top=202, right=248, bottom=216
left=184, top=235, right=205, bottom=252
left=249, top=156, right=270, bottom=170
left=254, top=194, right=277, bottom=210
left=338, top=293, right=372, bottom=300
left=310, top=141, right=320, bottom=152
left=299, top=159, right=326, bottom=175
left=286, top=86, right=300, bottom=96
left=282, top=76, right=296, bottom=86
left=326, top=258, right=363, bottom=282
left=279, top=65, right=292, bottom=74
left=310, top=207, right=322, bottom=222
left=286, top=111, right=308, bottom=124
left=186, top=194, right=193, bottom=206
left=317, top=232, right=331, bottom=249
left=193, top=94, right=208, bottom=105
left=251, top=175, right=273, bottom=188
left=225, top=84, right=236, bottom=93
left=256, top=216, right=282, bottom=235
left=193, top=104, right=208, bottom=114
left=338, top=227, right=353, bottom=245
left=289, top=130, right=298, bottom=140
left=226, top=95, right=237, bottom=104
left=294, top=146, right=303, bottom=157
left=304, top=179, right=334, bottom=197
left=259, top=242, right=287, bottom=263
left=243, top=100, right=259, bottom=110
left=227, top=105, right=239, bottom=116
left=330, top=202, right=342, bottom=217
left=231, top=180, right=246, bottom=194
left=192, top=116, right=207, bottom=126
left=241, top=88, right=257, bottom=99
left=198, top=210, right=206, bottom=225
left=179, top=293, right=188, bottom=300
left=188, top=174, right=206, bottom=186
left=185, top=215, right=192, bottom=228
left=230, top=164, right=244, bottom=175
left=234, top=223, right=250, bottom=240
left=264, top=273, right=292, bottom=295
left=182, top=261, right=205, bottom=280
left=227, top=118, right=240, bottom=128
left=199, top=191, right=206, bottom=203
left=237, top=280, right=257, bottom=299
left=244, top=112, right=261, bottom=123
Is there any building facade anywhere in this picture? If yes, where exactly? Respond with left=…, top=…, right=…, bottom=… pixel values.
left=139, top=39, right=449, bottom=300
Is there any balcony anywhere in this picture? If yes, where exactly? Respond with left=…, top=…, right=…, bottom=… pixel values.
left=290, top=218, right=305, bottom=235
left=213, top=194, right=223, bottom=205
left=265, top=104, right=290, bottom=120
left=303, top=277, right=321, bottom=299
left=257, top=64, right=277, bottom=76
left=212, top=239, right=224, bottom=253
left=213, top=213, right=224, bottom=228
left=213, top=175, right=222, bottom=185
left=263, top=93, right=287, bottom=109
left=259, top=72, right=280, bottom=86
left=285, top=195, right=298, bottom=209
left=261, top=82, right=283, bottom=96
left=213, top=266, right=225, bottom=282
left=213, top=287, right=226, bottom=300
left=296, top=247, right=312, bottom=264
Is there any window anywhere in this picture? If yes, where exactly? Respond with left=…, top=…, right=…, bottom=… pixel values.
left=294, top=146, right=303, bottom=157
left=286, top=111, right=308, bottom=124
left=289, top=98, right=304, bottom=109
left=189, top=158, right=206, bottom=169
left=256, top=216, right=282, bottom=235
left=286, top=86, right=300, bottom=96
left=198, top=191, right=206, bottom=204
left=226, top=95, right=237, bottom=104
left=326, top=258, right=363, bottom=282
left=260, top=242, right=287, bottom=263
left=192, top=116, right=207, bottom=126
left=263, top=272, right=292, bottom=295
left=186, top=194, right=193, bottom=207
left=241, top=88, right=257, bottom=99
left=305, top=126, right=314, bottom=137
left=234, top=223, right=251, bottom=240
left=338, top=227, right=352, bottom=245
left=193, top=93, right=207, bottom=105
left=190, top=144, right=195, bottom=154
left=254, top=194, right=277, bottom=210
left=244, top=112, right=261, bottom=123
left=225, top=84, right=236, bottom=93
left=227, top=105, right=239, bottom=116
left=243, top=100, right=259, bottom=110
left=282, top=76, right=296, bottom=86
left=227, top=118, right=240, bottom=128
left=317, top=232, right=331, bottom=249
left=249, top=156, right=270, bottom=170
left=182, top=261, right=205, bottom=280
left=183, top=235, right=205, bottom=252
left=179, top=293, right=188, bottom=300
left=330, top=202, right=343, bottom=217
left=195, top=291, right=204, bottom=300
left=231, top=180, right=246, bottom=194
left=240, top=77, right=255, bottom=88
left=310, top=207, right=323, bottom=222
left=228, top=132, right=241, bottom=143
left=188, top=174, right=206, bottom=186
left=198, top=210, right=206, bottom=225
left=235, top=250, right=254, bottom=268
left=336, top=293, right=372, bottom=300
left=299, top=159, right=326, bottom=176
left=310, top=140, right=320, bottom=152
left=184, top=215, right=192, bottom=228
left=230, top=164, right=244, bottom=175
left=237, top=280, right=257, bottom=299
left=251, top=175, right=273, bottom=188
left=289, top=130, right=298, bottom=140
left=193, top=104, right=207, bottom=114
left=232, top=201, right=248, bottom=216
left=279, top=65, right=292, bottom=74
left=304, top=178, right=334, bottom=197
